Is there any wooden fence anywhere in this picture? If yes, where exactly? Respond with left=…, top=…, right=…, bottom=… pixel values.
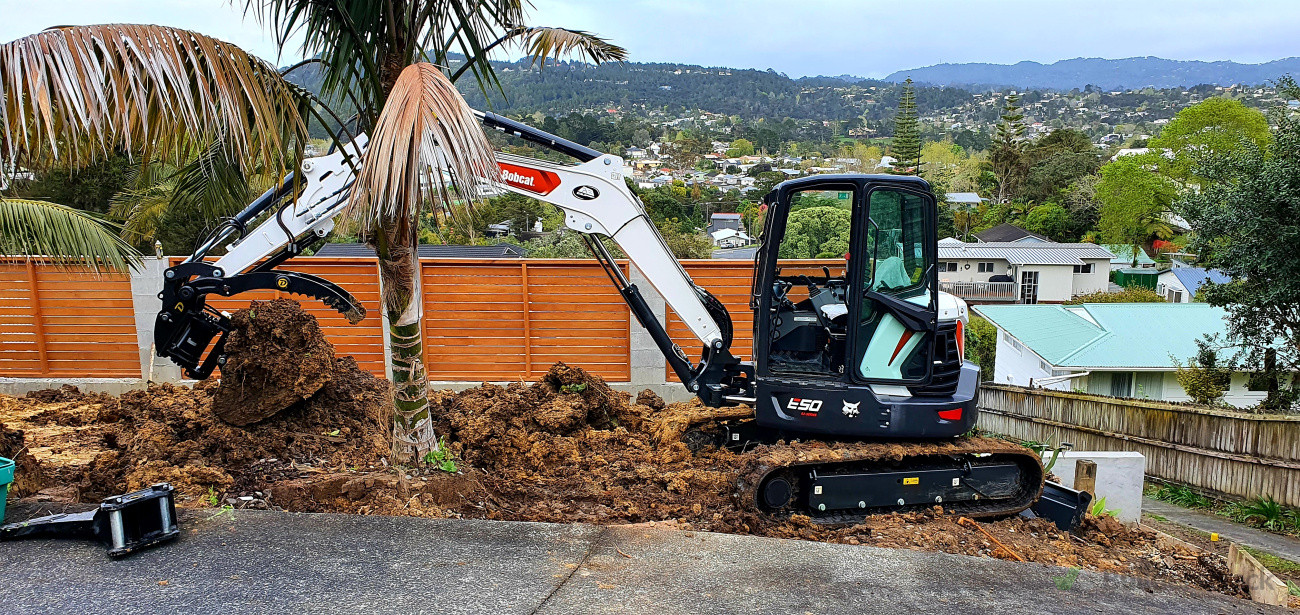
left=0, top=258, right=141, bottom=378
left=1, top=256, right=851, bottom=384
left=978, top=384, right=1300, bottom=507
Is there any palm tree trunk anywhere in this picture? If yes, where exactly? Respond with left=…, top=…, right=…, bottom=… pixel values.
left=372, top=218, right=436, bottom=460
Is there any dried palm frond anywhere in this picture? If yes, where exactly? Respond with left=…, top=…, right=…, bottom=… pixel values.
left=342, top=63, right=498, bottom=235
left=0, top=24, right=307, bottom=175
left=0, top=198, right=141, bottom=272
left=517, top=27, right=627, bottom=66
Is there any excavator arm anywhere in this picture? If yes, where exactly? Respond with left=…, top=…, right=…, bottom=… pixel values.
left=156, top=113, right=753, bottom=404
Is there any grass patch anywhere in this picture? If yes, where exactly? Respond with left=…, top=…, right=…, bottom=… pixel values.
left=1240, top=546, right=1300, bottom=576
left=1146, top=482, right=1300, bottom=539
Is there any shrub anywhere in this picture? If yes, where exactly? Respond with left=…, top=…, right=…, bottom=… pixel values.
left=965, top=316, right=997, bottom=373
left=1065, top=286, right=1165, bottom=304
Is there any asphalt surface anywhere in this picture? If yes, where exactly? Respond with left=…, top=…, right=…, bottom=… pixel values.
left=0, top=508, right=1286, bottom=615
left=1145, top=497, right=1300, bottom=562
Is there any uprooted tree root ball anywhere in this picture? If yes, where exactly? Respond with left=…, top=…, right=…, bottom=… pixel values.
left=210, top=299, right=338, bottom=426
left=0, top=301, right=1249, bottom=600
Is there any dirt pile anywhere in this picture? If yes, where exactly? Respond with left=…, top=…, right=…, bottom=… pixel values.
left=81, top=359, right=392, bottom=500
left=0, top=423, right=44, bottom=497
left=210, top=299, right=337, bottom=426
left=418, top=363, right=749, bottom=526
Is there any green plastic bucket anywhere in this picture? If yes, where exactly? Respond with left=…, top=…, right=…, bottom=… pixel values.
left=0, top=456, right=13, bottom=523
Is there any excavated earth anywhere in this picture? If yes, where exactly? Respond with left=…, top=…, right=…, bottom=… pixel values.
left=0, top=300, right=1249, bottom=601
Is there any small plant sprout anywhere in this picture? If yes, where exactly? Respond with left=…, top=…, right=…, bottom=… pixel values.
left=1052, top=567, right=1081, bottom=590
left=421, top=438, right=458, bottom=473
left=206, top=486, right=220, bottom=507
left=1089, top=496, right=1120, bottom=518
left=561, top=382, right=588, bottom=394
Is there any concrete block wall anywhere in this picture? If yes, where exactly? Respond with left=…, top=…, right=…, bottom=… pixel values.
left=1046, top=450, right=1146, bottom=525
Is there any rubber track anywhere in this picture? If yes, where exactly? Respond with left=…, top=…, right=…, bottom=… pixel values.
left=735, top=436, right=1045, bottom=524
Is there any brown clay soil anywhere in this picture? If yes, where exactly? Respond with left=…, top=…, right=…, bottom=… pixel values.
left=0, top=300, right=1252, bottom=601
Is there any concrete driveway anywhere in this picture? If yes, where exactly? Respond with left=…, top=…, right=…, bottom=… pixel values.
left=0, top=508, right=1283, bottom=614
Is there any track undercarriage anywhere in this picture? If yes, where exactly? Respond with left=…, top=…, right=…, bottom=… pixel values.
left=691, top=420, right=1045, bottom=524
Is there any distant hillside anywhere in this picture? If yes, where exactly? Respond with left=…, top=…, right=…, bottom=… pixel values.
left=885, top=57, right=1300, bottom=90
left=284, top=57, right=974, bottom=120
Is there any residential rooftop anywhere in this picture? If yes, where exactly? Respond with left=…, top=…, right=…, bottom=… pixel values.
left=937, top=241, right=1114, bottom=266
left=974, top=302, right=1229, bottom=369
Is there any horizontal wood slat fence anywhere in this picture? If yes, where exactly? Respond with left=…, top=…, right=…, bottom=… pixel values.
left=0, top=258, right=140, bottom=378
left=978, top=384, right=1300, bottom=507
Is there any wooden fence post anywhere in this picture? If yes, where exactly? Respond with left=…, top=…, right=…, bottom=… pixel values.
left=1075, top=459, right=1098, bottom=497
left=25, top=258, right=49, bottom=375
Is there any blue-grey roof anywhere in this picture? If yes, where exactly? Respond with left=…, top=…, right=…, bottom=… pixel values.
left=1170, top=267, right=1232, bottom=296
left=938, top=241, right=1114, bottom=266
left=974, top=303, right=1230, bottom=370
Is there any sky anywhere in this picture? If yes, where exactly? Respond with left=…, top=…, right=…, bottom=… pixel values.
left=2, top=0, right=1298, bottom=78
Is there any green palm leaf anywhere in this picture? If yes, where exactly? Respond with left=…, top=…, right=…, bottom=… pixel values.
left=0, top=198, right=142, bottom=272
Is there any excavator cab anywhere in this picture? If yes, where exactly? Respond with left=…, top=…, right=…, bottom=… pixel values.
left=748, top=175, right=979, bottom=439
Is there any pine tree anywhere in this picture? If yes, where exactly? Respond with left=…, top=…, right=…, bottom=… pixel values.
left=990, top=93, right=1027, bottom=202
left=890, top=78, right=921, bottom=174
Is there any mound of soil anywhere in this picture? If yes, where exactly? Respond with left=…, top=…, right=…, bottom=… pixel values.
left=79, top=356, right=392, bottom=500
left=210, top=299, right=336, bottom=426
left=1, top=423, right=44, bottom=497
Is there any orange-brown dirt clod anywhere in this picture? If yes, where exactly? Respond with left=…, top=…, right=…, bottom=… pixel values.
left=210, top=299, right=337, bottom=426
left=0, top=302, right=1250, bottom=600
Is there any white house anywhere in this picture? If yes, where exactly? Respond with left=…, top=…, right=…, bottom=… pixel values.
left=710, top=228, right=754, bottom=248
left=1157, top=267, right=1232, bottom=303
left=975, top=303, right=1270, bottom=408
left=937, top=240, right=1113, bottom=303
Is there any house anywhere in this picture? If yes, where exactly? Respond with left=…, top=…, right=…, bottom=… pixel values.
left=945, top=192, right=985, bottom=209
left=937, top=240, right=1113, bottom=303
left=975, top=303, right=1269, bottom=408
left=710, top=228, right=754, bottom=248
left=1157, top=267, right=1232, bottom=303
left=973, top=223, right=1047, bottom=244
left=1104, top=244, right=1156, bottom=269
left=707, top=212, right=744, bottom=234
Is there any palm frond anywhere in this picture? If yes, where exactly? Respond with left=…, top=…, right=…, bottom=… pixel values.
left=0, top=198, right=142, bottom=272
left=0, top=24, right=306, bottom=175
left=169, top=139, right=252, bottom=221
left=518, top=27, right=628, bottom=66
left=245, top=0, right=526, bottom=124
left=108, top=173, right=177, bottom=245
left=342, top=63, right=498, bottom=235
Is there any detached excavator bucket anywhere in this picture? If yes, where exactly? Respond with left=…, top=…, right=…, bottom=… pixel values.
left=1024, top=481, right=1093, bottom=532
left=0, top=483, right=180, bottom=558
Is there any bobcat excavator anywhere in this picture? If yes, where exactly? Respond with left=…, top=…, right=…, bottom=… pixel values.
left=154, top=112, right=1064, bottom=524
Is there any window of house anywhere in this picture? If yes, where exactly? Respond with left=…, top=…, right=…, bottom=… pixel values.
left=1073, top=263, right=1093, bottom=274
left=1135, top=372, right=1165, bottom=399
left=1109, top=372, right=1134, bottom=398
left=939, top=262, right=957, bottom=272
left=977, top=262, right=995, bottom=273
left=1040, top=359, right=1053, bottom=373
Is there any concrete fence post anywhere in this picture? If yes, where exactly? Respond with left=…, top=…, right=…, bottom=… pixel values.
left=627, top=264, right=669, bottom=394
left=129, top=258, right=182, bottom=383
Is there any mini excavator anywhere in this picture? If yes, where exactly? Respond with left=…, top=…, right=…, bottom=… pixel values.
left=155, top=112, right=1069, bottom=524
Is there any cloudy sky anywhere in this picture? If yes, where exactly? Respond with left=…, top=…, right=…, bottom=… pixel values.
left=2, top=0, right=1297, bottom=77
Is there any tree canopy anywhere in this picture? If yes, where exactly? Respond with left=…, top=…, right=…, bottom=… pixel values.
left=1150, top=97, right=1270, bottom=183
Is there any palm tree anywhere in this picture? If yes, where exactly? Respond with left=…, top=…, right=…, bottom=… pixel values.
left=1, top=6, right=624, bottom=460
left=0, top=198, right=141, bottom=272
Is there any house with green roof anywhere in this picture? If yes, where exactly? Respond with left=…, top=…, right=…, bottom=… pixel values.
left=974, top=303, right=1271, bottom=408
left=1104, top=244, right=1156, bottom=270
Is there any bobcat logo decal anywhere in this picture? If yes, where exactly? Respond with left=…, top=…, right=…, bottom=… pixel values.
left=842, top=400, right=861, bottom=418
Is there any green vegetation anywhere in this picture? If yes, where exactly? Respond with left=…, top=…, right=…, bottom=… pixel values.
left=964, top=316, right=997, bottom=374
left=1089, top=496, right=1120, bottom=518
left=1177, top=78, right=1300, bottom=412
left=421, top=438, right=458, bottom=473
left=1064, top=287, right=1166, bottom=304
left=1149, top=483, right=1300, bottom=537
left=890, top=79, right=921, bottom=173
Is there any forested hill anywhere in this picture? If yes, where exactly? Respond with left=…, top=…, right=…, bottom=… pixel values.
left=885, top=56, right=1300, bottom=91
left=283, top=57, right=974, bottom=120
